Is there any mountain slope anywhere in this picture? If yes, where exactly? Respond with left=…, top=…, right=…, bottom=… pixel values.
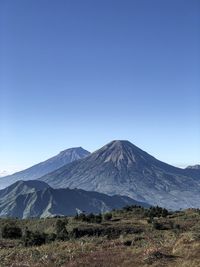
left=0, top=180, right=50, bottom=218
left=0, top=147, right=90, bottom=189
left=40, top=140, right=200, bottom=210
left=0, top=180, right=148, bottom=218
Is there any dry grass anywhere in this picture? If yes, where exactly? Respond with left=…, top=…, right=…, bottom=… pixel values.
left=1, top=209, right=200, bottom=266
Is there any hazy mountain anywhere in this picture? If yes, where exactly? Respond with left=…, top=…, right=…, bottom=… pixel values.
left=40, top=140, right=200, bottom=210
left=0, top=180, right=148, bottom=218
left=0, top=170, right=11, bottom=177
left=186, top=165, right=200, bottom=170
left=0, top=147, right=90, bottom=189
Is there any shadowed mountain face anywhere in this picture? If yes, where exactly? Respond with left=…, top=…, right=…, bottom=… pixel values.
left=40, top=140, right=200, bottom=210
left=0, top=180, right=148, bottom=219
left=0, top=147, right=90, bottom=189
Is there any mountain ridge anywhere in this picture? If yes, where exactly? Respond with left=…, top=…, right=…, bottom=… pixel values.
left=0, top=180, right=149, bottom=218
left=0, top=147, right=90, bottom=189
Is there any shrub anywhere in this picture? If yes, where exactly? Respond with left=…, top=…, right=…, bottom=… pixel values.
left=74, top=213, right=102, bottom=224
left=23, top=229, right=46, bottom=247
left=104, top=213, right=112, bottom=221
left=93, top=214, right=102, bottom=224
left=145, top=206, right=169, bottom=219
left=152, top=221, right=168, bottom=230
left=123, top=205, right=143, bottom=212
left=123, top=240, right=132, bottom=246
left=147, top=217, right=153, bottom=224
left=1, top=224, right=22, bottom=239
left=55, top=219, right=68, bottom=240
left=173, top=223, right=181, bottom=230
left=74, top=213, right=87, bottom=221
left=70, top=226, right=142, bottom=239
left=46, top=232, right=57, bottom=243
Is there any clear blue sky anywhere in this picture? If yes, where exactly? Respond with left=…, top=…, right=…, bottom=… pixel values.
left=0, top=0, right=199, bottom=173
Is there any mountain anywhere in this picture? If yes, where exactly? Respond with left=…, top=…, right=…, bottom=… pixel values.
left=0, top=180, right=50, bottom=218
left=0, top=180, right=148, bottom=218
left=0, top=180, right=50, bottom=199
left=40, top=140, right=200, bottom=210
left=0, top=170, right=12, bottom=177
left=183, top=165, right=200, bottom=180
left=186, top=164, right=200, bottom=170
left=0, top=147, right=90, bottom=189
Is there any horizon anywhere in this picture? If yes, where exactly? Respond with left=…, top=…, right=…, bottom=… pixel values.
left=1, top=0, right=200, bottom=173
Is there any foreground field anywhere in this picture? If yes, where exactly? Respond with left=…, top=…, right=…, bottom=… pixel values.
left=1, top=206, right=200, bottom=267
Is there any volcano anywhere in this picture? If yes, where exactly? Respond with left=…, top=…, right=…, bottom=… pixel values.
left=40, top=140, right=200, bottom=209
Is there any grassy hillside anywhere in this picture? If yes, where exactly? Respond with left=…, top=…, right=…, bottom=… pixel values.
left=0, top=206, right=200, bottom=266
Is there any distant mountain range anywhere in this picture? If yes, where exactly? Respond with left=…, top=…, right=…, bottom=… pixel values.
left=39, top=140, right=200, bottom=210
left=0, top=147, right=90, bottom=189
left=0, top=140, right=199, bottom=212
left=0, top=180, right=148, bottom=218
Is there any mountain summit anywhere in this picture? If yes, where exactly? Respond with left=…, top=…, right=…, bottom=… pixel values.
left=90, top=140, right=160, bottom=169
left=40, top=140, right=200, bottom=210
left=0, top=147, right=90, bottom=189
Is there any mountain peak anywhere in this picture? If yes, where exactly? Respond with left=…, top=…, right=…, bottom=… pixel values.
left=92, top=140, right=152, bottom=167
left=106, top=140, right=144, bottom=150
left=59, top=147, right=89, bottom=156
left=57, top=147, right=90, bottom=161
left=109, top=140, right=131, bottom=145
left=107, top=140, right=134, bottom=148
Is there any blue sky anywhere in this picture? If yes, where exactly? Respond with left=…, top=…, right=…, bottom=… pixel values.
left=0, top=0, right=199, bottom=173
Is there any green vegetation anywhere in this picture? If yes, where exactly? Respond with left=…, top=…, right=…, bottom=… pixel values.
left=103, top=212, right=112, bottom=221
left=0, top=206, right=200, bottom=266
left=55, top=219, right=69, bottom=241
left=23, top=229, right=47, bottom=247
left=74, top=212, right=103, bottom=223
left=1, top=223, right=22, bottom=239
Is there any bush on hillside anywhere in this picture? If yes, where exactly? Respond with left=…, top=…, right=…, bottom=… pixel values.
left=55, top=219, right=69, bottom=240
left=74, top=213, right=102, bottom=224
left=123, top=205, right=143, bottom=212
left=104, top=212, right=112, bottom=221
left=23, top=228, right=46, bottom=247
left=70, top=225, right=142, bottom=239
left=145, top=206, right=169, bottom=218
left=1, top=224, right=22, bottom=239
left=152, top=221, right=168, bottom=230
